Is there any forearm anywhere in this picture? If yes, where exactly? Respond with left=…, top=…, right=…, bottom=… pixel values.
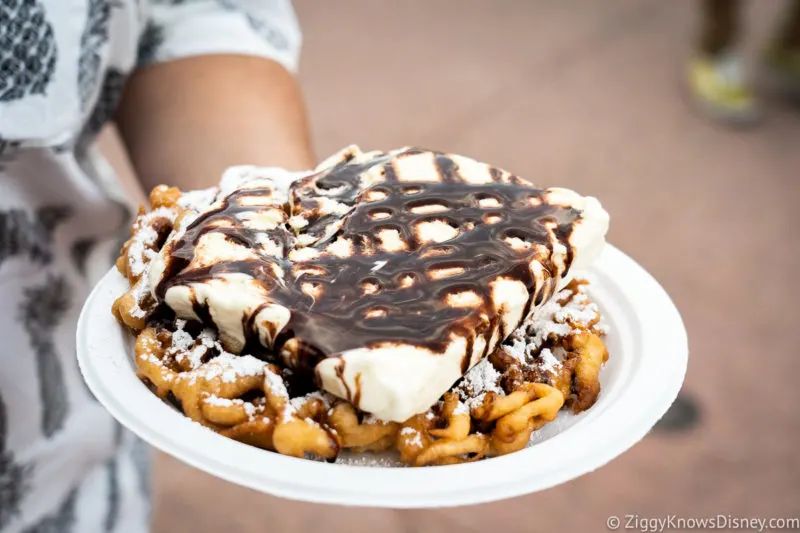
left=116, top=54, right=316, bottom=193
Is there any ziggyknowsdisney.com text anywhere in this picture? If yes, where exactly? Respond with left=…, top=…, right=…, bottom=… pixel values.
left=606, top=514, right=800, bottom=532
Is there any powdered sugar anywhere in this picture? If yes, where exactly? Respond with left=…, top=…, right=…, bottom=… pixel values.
left=203, top=395, right=259, bottom=420
left=128, top=279, right=151, bottom=319
left=458, top=359, right=503, bottom=401
left=553, top=296, right=598, bottom=327
left=502, top=336, right=528, bottom=363
left=265, top=370, right=289, bottom=399
left=170, top=320, right=203, bottom=369
left=126, top=227, right=158, bottom=276
left=178, top=187, right=218, bottom=212
left=594, top=319, right=610, bottom=336
left=182, top=346, right=204, bottom=370
left=267, top=384, right=298, bottom=422
left=190, top=329, right=217, bottom=367
left=218, top=355, right=265, bottom=383
left=534, top=284, right=604, bottom=340
left=334, top=453, right=407, bottom=467
left=289, top=391, right=330, bottom=411
left=127, top=207, right=177, bottom=277
left=537, top=348, right=560, bottom=373
left=203, top=395, right=240, bottom=407
left=191, top=352, right=266, bottom=384
left=501, top=281, right=606, bottom=366
left=137, top=350, right=176, bottom=383
left=170, top=326, right=194, bottom=353
left=466, top=393, right=486, bottom=409
left=453, top=401, right=468, bottom=416
left=400, top=427, right=423, bottom=448
left=288, top=396, right=307, bottom=411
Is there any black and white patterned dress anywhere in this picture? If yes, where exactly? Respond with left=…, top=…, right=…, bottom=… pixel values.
left=0, top=2, right=301, bottom=532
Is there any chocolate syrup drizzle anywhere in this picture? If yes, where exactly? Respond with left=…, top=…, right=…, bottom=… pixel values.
left=155, top=149, right=581, bottom=378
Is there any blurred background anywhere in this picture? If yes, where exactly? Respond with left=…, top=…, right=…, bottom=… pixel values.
left=102, top=1, right=799, bottom=531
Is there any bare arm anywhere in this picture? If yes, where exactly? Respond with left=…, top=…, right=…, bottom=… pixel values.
left=116, top=54, right=316, bottom=193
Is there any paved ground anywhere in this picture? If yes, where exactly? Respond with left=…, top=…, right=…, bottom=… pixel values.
left=103, top=1, right=800, bottom=531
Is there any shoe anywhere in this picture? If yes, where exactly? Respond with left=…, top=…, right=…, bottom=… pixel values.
left=763, top=45, right=800, bottom=97
left=687, top=52, right=761, bottom=125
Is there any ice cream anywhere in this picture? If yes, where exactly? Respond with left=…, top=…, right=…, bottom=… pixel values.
left=146, top=146, right=610, bottom=422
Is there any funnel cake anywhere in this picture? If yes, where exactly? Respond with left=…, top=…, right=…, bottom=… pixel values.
left=113, top=146, right=611, bottom=466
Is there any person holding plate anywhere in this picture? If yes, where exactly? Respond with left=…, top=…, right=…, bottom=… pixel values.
left=0, top=1, right=314, bottom=532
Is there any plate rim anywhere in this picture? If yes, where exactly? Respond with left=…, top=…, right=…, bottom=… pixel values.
left=77, top=243, right=688, bottom=508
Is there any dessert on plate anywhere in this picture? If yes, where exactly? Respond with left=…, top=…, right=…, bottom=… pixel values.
left=112, top=145, right=611, bottom=466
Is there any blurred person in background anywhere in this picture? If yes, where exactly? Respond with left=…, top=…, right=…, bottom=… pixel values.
left=0, top=1, right=313, bottom=532
left=688, top=0, right=800, bottom=123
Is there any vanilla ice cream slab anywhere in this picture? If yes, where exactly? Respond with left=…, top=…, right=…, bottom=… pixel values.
left=145, top=146, right=609, bottom=422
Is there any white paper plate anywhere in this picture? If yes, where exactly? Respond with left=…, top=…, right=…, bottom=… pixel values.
left=76, top=244, right=687, bottom=508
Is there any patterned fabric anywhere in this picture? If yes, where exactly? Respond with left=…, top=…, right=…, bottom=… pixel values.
left=0, top=2, right=301, bottom=532
left=0, top=0, right=58, bottom=103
